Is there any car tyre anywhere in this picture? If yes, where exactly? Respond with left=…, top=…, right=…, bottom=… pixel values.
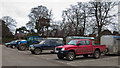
left=8, top=44, right=10, bottom=48
left=11, top=45, right=16, bottom=49
left=93, top=50, right=101, bottom=59
left=34, top=48, right=41, bottom=55
left=66, top=51, right=75, bottom=61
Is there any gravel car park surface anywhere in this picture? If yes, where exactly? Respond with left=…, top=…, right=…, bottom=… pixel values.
left=2, top=45, right=119, bottom=66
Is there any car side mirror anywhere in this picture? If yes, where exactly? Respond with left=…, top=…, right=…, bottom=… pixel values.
left=77, top=43, right=82, bottom=46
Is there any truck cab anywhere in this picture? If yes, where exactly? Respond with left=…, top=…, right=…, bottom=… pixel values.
left=55, top=39, right=106, bottom=61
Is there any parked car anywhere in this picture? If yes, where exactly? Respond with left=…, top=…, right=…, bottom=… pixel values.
left=5, top=40, right=22, bottom=48
left=5, top=41, right=14, bottom=47
left=55, top=39, right=106, bottom=61
left=101, top=35, right=120, bottom=55
left=29, top=39, right=64, bottom=55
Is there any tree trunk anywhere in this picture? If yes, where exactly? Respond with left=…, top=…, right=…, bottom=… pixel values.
left=83, top=10, right=86, bottom=36
left=97, top=26, right=102, bottom=44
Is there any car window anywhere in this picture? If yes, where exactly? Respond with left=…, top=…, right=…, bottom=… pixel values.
left=86, top=40, right=90, bottom=45
left=78, top=41, right=86, bottom=45
left=67, top=40, right=79, bottom=45
left=56, top=40, right=63, bottom=44
left=45, top=40, right=50, bottom=45
left=50, top=40, right=56, bottom=45
left=34, top=37, right=37, bottom=41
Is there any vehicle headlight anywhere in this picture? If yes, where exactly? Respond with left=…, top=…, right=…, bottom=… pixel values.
left=61, top=48, right=65, bottom=51
left=29, top=45, right=34, bottom=49
left=30, top=45, right=34, bottom=47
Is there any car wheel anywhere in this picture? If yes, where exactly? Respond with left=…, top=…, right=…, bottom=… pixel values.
left=57, top=54, right=64, bottom=59
left=20, top=44, right=26, bottom=51
left=83, top=54, right=88, bottom=58
left=11, top=45, right=16, bottom=49
left=13, top=45, right=16, bottom=49
left=93, top=50, right=101, bottom=59
left=66, top=51, right=75, bottom=61
left=8, top=44, right=10, bottom=48
left=34, top=48, right=41, bottom=55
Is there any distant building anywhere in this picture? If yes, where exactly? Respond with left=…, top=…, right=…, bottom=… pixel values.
left=113, top=31, right=120, bottom=36
left=14, top=33, right=25, bottom=39
left=100, top=30, right=112, bottom=37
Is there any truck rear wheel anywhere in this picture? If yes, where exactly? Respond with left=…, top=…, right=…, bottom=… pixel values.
left=93, top=50, right=101, bottom=59
left=57, top=54, right=64, bottom=59
left=66, top=51, right=75, bottom=61
left=34, top=48, right=41, bottom=55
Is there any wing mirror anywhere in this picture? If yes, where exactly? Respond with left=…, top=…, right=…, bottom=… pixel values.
left=77, top=43, right=82, bottom=46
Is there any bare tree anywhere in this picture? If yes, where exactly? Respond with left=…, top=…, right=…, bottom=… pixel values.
left=89, top=1, right=118, bottom=43
left=1, top=16, right=17, bottom=34
left=26, top=21, right=35, bottom=33
left=28, top=5, right=52, bottom=36
left=61, top=2, right=90, bottom=36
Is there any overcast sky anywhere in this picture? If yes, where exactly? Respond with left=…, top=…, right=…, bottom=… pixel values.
left=0, top=0, right=119, bottom=29
left=0, top=0, right=92, bottom=28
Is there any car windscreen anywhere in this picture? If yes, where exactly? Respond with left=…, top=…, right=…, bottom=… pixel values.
left=39, top=40, right=45, bottom=44
left=67, top=40, right=79, bottom=45
left=11, top=41, right=15, bottom=43
left=27, top=37, right=33, bottom=41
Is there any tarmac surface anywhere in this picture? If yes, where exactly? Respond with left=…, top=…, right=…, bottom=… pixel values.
left=2, top=45, right=120, bottom=67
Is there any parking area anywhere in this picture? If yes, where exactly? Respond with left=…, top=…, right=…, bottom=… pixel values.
left=2, top=45, right=120, bottom=66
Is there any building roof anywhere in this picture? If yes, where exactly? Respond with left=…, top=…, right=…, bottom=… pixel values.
left=15, top=33, right=25, bottom=38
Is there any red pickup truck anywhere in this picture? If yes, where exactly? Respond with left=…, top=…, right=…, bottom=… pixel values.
left=55, top=39, right=106, bottom=61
